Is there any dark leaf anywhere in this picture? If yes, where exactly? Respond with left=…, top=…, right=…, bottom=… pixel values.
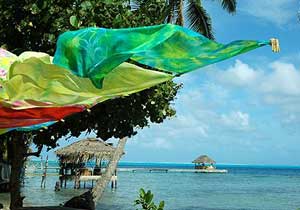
left=220, top=0, right=237, bottom=13
left=186, top=0, right=214, bottom=39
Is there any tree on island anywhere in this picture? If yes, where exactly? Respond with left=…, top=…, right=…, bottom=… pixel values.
left=0, top=0, right=237, bottom=209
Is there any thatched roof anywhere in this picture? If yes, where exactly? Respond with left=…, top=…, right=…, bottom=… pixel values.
left=192, top=155, right=215, bottom=164
left=55, top=138, right=116, bottom=164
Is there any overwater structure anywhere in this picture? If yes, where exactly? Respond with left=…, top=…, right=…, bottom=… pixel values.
left=55, top=138, right=119, bottom=189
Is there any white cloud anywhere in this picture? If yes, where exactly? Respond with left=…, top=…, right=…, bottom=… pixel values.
left=240, top=0, right=297, bottom=26
left=215, top=59, right=300, bottom=99
left=127, top=59, right=300, bottom=155
left=178, top=59, right=300, bottom=136
left=210, top=59, right=300, bottom=132
left=127, top=79, right=254, bottom=151
left=140, top=137, right=172, bottom=150
left=170, top=91, right=252, bottom=135
left=215, top=60, right=260, bottom=87
left=221, top=111, right=250, bottom=131
left=201, top=82, right=230, bottom=102
left=260, top=61, right=300, bottom=96
left=257, top=61, right=300, bottom=116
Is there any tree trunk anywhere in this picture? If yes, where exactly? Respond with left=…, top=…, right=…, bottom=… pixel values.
left=64, top=137, right=127, bottom=210
left=176, top=0, right=184, bottom=26
left=9, top=133, right=26, bottom=210
left=92, top=137, right=127, bottom=204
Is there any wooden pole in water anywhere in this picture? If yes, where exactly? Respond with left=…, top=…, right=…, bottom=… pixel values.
left=40, top=155, right=48, bottom=188
left=92, top=137, right=127, bottom=203
left=40, top=156, right=44, bottom=188
left=111, top=169, right=117, bottom=189
left=44, top=155, right=48, bottom=188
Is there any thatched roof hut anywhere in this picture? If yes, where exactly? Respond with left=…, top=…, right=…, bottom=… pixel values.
left=192, top=155, right=216, bottom=164
left=55, top=138, right=116, bottom=164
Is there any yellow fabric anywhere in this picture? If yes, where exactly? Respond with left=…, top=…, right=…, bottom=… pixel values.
left=0, top=57, right=173, bottom=109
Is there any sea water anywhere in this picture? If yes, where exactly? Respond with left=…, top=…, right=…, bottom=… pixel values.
left=1, top=162, right=300, bottom=210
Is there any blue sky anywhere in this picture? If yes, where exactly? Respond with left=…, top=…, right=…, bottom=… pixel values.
left=42, top=0, right=300, bottom=165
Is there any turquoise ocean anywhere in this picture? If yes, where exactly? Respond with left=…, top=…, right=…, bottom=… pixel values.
left=1, top=161, right=300, bottom=210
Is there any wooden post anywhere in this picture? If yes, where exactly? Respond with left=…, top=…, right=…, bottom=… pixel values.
left=92, top=137, right=127, bottom=204
left=99, top=159, right=102, bottom=174
left=111, top=169, right=117, bottom=189
left=40, top=155, right=48, bottom=188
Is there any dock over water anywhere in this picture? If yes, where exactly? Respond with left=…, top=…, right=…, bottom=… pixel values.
left=120, top=168, right=228, bottom=173
left=25, top=167, right=228, bottom=175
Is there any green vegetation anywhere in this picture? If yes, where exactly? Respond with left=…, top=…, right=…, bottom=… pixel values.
left=0, top=0, right=238, bottom=54
left=134, top=188, right=165, bottom=210
left=0, top=0, right=237, bottom=209
left=0, top=0, right=167, bottom=54
left=0, top=1, right=179, bottom=209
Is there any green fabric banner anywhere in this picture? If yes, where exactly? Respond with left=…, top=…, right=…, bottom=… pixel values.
left=54, top=24, right=269, bottom=88
left=0, top=24, right=273, bottom=133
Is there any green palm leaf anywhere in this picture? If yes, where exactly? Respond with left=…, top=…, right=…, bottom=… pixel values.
left=219, top=0, right=237, bottom=13
left=186, top=0, right=214, bottom=39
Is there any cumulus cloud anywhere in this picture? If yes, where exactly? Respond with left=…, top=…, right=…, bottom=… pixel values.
left=220, top=111, right=250, bottom=131
left=128, top=58, right=299, bottom=153
left=212, top=59, right=300, bottom=131
left=260, top=62, right=300, bottom=96
left=215, top=60, right=261, bottom=87
left=140, top=137, right=172, bottom=150
left=215, top=59, right=300, bottom=99
left=257, top=62, right=300, bottom=115
left=240, top=0, right=297, bottom=26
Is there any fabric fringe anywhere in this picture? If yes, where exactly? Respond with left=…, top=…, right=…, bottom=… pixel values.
left=270, top=38, right=280, bottom=53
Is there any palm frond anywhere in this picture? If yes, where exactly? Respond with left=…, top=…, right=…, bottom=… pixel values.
left=186, top=0, right=214, bottom=39
left=220, top=0, right=237, bottom=13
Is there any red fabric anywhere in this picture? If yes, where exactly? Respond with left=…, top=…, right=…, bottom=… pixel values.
left=0, top=106, right=85, bottom=128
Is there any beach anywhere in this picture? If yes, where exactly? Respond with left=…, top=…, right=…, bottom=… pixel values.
left=1, top=162, right=300, bottom=210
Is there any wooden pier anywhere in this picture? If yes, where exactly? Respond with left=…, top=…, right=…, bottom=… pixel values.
left=121, top=168, right=228, bottom=173
left=25, top=167, right=228, bottom=175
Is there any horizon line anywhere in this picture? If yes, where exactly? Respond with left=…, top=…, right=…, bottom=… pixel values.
left=29, top=159, right=300, bottom=167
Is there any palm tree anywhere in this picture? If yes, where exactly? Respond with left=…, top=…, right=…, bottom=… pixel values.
left=166, top=0, right=237, bottom=39
left=133, top=0, right=236, bottom=40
